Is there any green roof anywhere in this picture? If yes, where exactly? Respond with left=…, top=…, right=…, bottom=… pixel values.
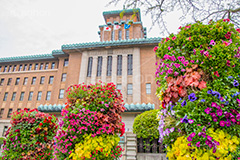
left=103, top=8, right=140, bottom=16
left=0, top=53, right=55, bottom=63
left=62, top=37, right=161, bottom=50
left=37, top=103, right=154, bottom=112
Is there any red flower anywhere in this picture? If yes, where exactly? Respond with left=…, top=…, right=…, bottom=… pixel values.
left=236, top=28, right=240, bottom=33
left=120, top=123, right=125, bottom=136
left=39, top=123, right=43, bottom=126
left=214, top=71, right=220, bottom=77
left=44, top=137, right=47, bottom=141
left=225, top=32, right=231, bottom=39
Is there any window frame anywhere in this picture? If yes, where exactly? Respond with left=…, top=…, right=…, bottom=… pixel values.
left=87, top=57, right=93, bottom=77
left=107, top=56, right=112, bottom=76
left=146, top=83, right=151, bottom=94
left=46, top=91, right=51, bottom=101
left=127, top=83, right=133, bottom=95
left=40, top=76, right=45, bottom=84
left=59, top=89, right=65, bottom=99
left=11, top=92, right=16, bottom=101
left=19, top=92, right=25, bottom=101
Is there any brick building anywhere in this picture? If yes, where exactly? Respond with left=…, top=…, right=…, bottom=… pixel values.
left=0, top=8, right=161, bottom=137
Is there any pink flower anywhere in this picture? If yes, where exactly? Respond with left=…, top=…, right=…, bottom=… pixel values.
left=172, top=36, right=176, bottom=40
left=196, top=141, right=201, bottom=147
left=153, top=46, right=158, bottom=52
left=236, top=28, right=240, bottom=33
left=210, top=40, right=216, bottom=46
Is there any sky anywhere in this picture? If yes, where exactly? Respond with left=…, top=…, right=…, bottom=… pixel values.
left=0, top=0, right=182, bottom=58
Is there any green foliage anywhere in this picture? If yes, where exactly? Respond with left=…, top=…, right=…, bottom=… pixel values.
left=133, top=109, right=160, bottom=140
left=0, top=137, right=5, bottom=146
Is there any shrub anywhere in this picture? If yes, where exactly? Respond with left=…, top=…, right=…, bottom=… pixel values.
left=133, top=109, right=159, bottom=141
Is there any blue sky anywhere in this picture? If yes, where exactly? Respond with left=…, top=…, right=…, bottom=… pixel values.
left=0, top=0, right=182, bottom=58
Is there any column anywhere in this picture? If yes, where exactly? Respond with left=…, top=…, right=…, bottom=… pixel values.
left=132, top=48, right=141, bottom=103
left=91, top=56, right=98, bottom=84
left=101, top=55, right=107, bottom=83
left=122, top=54, right=128, bottom=102
left=111, top=55, right=117, bottom=84
left=79, top=51, right=88, bottom=84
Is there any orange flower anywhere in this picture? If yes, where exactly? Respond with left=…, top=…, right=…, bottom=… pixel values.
left=198, top=81, right=207, bottom=90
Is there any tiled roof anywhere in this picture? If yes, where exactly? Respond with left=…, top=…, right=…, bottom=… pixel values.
left=37, top=103, right=155, bottom=112
left=0, top=54, right=55, bottom=63
left=62, top=37, right=161, bottom=50
left=103, top=8, right=140, bottom=16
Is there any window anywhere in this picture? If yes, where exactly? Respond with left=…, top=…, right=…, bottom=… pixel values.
left=97, top=56, right=102, bottom=77
left=23, top=77, right=28, bottom=85
left=127, top=54, right=133, bottom=75
left=28, top=91, right=33, bottom=101
left=28, top=64, right=32, bottom=71
left=118, top=30, right=122, bottom=40
left=11, top=92, right=16, bottom=101
left=49, top=76, right=54, bottom=84
left=127, top=84, right=133, bottom=95
left=19, top=65, right=22, bottom=71
left=117, top=84, right=122, bottom=91
left=37, top=91, right=42, bottom=101
left=87, top=57, right=93, bottom=77
left=40, top=63, right=43, bottom=70
left=3, top=92, right=8, bottom=101
left=7, top=109, right=12, bottom=118
left=15, top=78, right=20, bottom=85
left=61, top=73, right=67, bottom=82
left=59, top=89, right=64, bottom=99
left=32, top=77, right=36, bottom=85
left=8, top=65, right=12, bottom=72
left=64, top=59, right=69, bottom=66
left=40, top=76, right=45, bottom=84
left=19, top=92, right=24, bottom=101
left=3, top=66, right=7, bottom=72
left=0, top=109, right=4, bottom=118
left=146, top=83, right=151, bottom=94
left=7, top=78, right=12, bottom=85
left=51, top=62, right=55, bottom=69
left=117, top=55, right=122, bottom=76
left=111, top=30, right=115, bottom=41
left=23, top=64, right=27, bottom=71
left=126, top=30, right=129, bottom=40
left=2, top=126, right=8, bottom=136
left=35, top=63, right=38, bottom=70
left=0, top=78, right=4, bottom=85
left=13, top=65, right=17, bottom=72
left=45, top=63, right=49, bottom=69
left=46, top=91, right=51, bottom=101
left=107, top=56, right=112, bottom=76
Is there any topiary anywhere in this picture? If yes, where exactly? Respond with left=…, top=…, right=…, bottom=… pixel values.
left=133, top=109, right=160, bottom=141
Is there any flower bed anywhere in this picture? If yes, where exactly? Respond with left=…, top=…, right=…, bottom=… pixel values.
left=155, top=19, right=240, bottom=159
left=1, top=108, right=58, bottom=159
left=53, top=82, right=125, bottom=160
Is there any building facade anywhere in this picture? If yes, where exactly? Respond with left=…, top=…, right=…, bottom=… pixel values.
left=0, top=9, right=161, bottom=137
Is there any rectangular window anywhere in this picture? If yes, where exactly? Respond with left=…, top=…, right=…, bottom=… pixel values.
left=15, top=78, right=20, bottom=85
left=45, top=63, right=49, bottom=69
left=19, top=92, right=25, bottom=101
left=32, top=77, right=36, bottom=85
left=127, top=84, right=133, bottom=95
left=46, top=91, right=51, bottom=101
left=51, top=62, right=55, bottom=69
left=118, top=30, right=122, bottom=40
left=13, top=65, right=17, bottom=72
left=61, top=73, right=67, bottom=82
left=117, top=84, right=122, bottom=91
left=0, top=78, right=4, bottom=85
left=40, top=63, right=43, bottom=70
left=0, top=109, right=4, bottom=118
left=7, top=109, right=12, bottom=118
left=23, top=64, right=27, bottom=71
left=117, top=55, right=122, bottom=76
left=127, top=54, right=133, bottom=75
left=8, top=65, right=12, bottom=72
left=59, top=89, right=64, bottom=99
left=64, top=59, right=69, bottom=66
left=126, top=30, right=129, bottom=40
left=37, top=91, right=42, bottom=101
left=107, top=56, right=112, bottom=76
left=3, top=66, right=7, bottom=72
left=28, top=91, right=33, bottom=101
left=146, top=83, right=151, bottom=94
left=11, top=92, right=16, bottom=101
left=7, top=78, right=12, bottom=85
left=2, top=126, right=8, bottom=136
left=3, top=92, right=8, bottom=101
left=23, top=77, right=28, bottom=85
left=87, top=57, right=93, bottom=77
left=28, top=64, right=32, bottom=71
left=19, top=65, right=22, bottom=71
left=35, top=63, right=38, bottom=70
left=97, top=56, right=102, bottom=77
left=49, top=76, right=54, bottom=84
left=111, top=30, right=115, bottom=41
left=40, top=76, right=45, bottom=84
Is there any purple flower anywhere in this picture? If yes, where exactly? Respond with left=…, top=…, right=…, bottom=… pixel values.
left=216, top=109, right=222, bottom=116
left=226, top=119, right=231, bottom=127
left=174, top=63, right=180, bottom=68
left=178, top=56, right=185, bottom=62
left=210, top=112, right=216, bottom=117
left=211, top=102, right=217, bottom=108
left=201, top=99, right=206, bottom=102
left=174, top=72, right=179, bottom=76
left=204, top=107, right=212, bottom=114
left=190, top=132, right=196, bottom=138
left=207, top=90, right=213, bottom=94
left=212, top=117, right=218, bottom=122
left=207, top=136, right=212, bottom=141
left=236, top=114, right=240, bottom=120
left=220, top=121, right=225, bottom=127
left=196, top=141, right=201, bottom=147
left=181, top=100, right=187, bottom=106
left=181, top=69, right=186, bottom=72
left=188, top=119, right=194, bottom=124
left=187, top=143, right=191, bottom=146
left=181, top=115, right=188, bottom=123
left=187, top=136, right=192, bottom=141
left=225, top=112, right=231, bottom=119
left=210, top=40, right=216, bottom=45
left=188, top=93, right=197, bottom=102
left=233, top=79, right=239, bottom=87
left=202, top=126, right=206, bottom=132
left=231, top=118, right=237, bottom=123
